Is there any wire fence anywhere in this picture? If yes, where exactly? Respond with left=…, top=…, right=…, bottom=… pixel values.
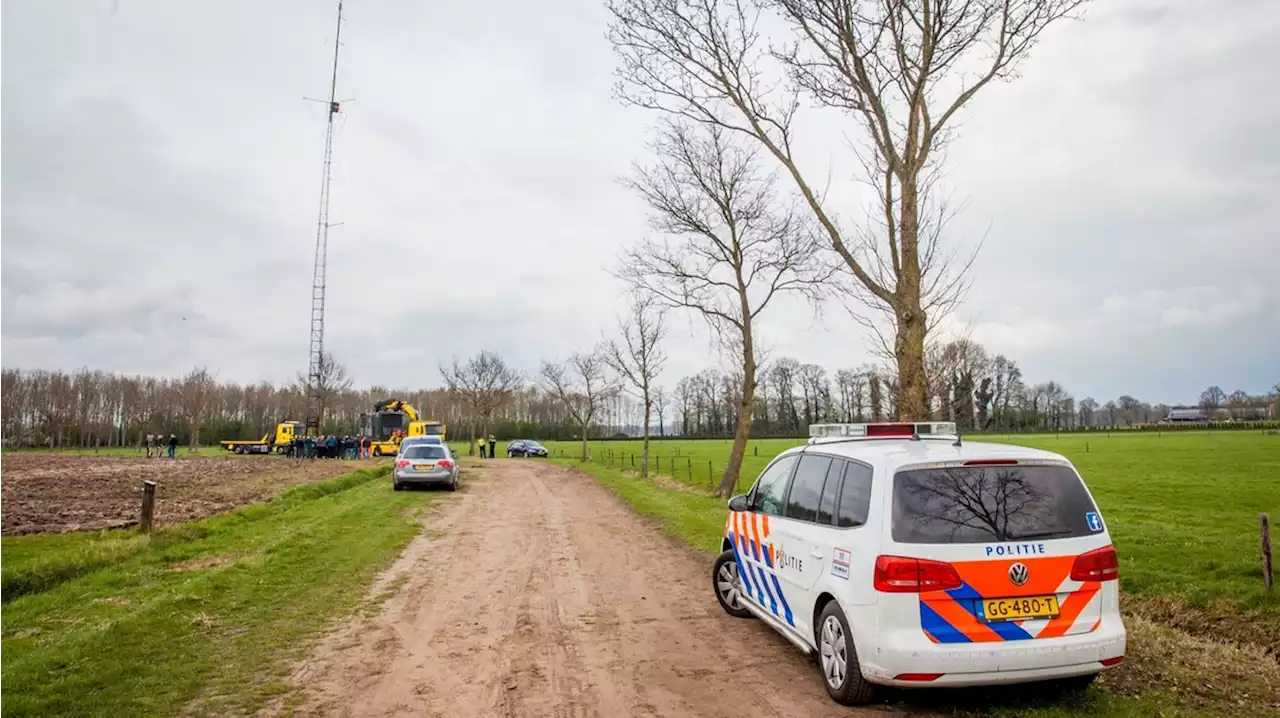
left=552, top=444, right=772, bottom=494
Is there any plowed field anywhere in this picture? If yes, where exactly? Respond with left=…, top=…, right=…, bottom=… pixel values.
left=0, top=454, right=382, bottom=535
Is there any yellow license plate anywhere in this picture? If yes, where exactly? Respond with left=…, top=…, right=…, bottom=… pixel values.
left=982, top=595, right=1060, bottom=622
left=414, top=463, right=435, bottom=471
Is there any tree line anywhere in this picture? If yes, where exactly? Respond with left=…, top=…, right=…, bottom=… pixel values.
left=0, top=366, right=577, bottom=449
left=665, top=341, right=1278, bottom=438
left=4, top=348, right=1273, bottom=450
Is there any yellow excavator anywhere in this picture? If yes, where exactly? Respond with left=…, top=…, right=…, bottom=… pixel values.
left=360, top=398, right=447, bottom=456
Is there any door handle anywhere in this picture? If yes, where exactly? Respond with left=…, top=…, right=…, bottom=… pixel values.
left=810, top=549, right=824, bottom=558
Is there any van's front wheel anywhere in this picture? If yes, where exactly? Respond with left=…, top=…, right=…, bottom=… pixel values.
left=712, top=550, right=753, bottom=619
left=817, top=601, right=876, bottom=705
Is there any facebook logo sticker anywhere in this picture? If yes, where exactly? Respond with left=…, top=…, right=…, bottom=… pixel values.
left=1086, top=512, right=1103, bottom=532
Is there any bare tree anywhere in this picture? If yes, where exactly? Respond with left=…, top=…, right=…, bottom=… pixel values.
left=653, top=385, right=668, bottom=436
left=440, top=351, right=524, bottom=456
left=621, top=121, right=832, bottom=496
left=1076, top=397, right=1095, bottom=428
left=608, top=0, right=1085, bottom=419
left=296, top=351, right=352, bottom=432
left=1198, top=386, right=1226, bottom=412
left=540, top=350, right=615, bottom=461
left=180, top=367, right=215, bottom=451
left=603, top=294, right=668, bottom=476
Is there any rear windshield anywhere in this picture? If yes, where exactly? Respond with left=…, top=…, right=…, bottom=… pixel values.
left=892, top=464, right=1099, bottom=544
left=403, top=446, right=447, bottom=459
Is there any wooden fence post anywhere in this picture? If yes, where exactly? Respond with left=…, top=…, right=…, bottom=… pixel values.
left=709, top=460, right=713, bottom=486
left=140, top=480, right=157, bottom=533
left=1263, top=513, right=1274, bottom=592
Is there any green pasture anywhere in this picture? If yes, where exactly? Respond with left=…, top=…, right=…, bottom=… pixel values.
left=551, top=430, right=1280, bottom=716
left=545, top=432, right=1280, bottom=647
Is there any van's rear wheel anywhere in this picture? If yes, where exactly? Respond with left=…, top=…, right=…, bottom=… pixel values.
left=712, top=550, right=753, bottom=618
left=817, top=601, right=876, bottom=705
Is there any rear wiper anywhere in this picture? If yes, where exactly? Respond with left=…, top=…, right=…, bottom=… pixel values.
left=1005, top=529, right=1074, bottom=541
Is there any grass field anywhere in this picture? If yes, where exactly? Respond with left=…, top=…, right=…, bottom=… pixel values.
left=548, top=431, right=1280, bottom=717
left=0, top=462, right=436, bottom=718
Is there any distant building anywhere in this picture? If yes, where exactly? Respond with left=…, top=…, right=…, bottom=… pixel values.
left=1166, top=407, right=1209, bottom=422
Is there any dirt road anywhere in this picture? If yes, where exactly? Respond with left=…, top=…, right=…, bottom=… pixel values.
left=269, top=460, right=910, bottom=718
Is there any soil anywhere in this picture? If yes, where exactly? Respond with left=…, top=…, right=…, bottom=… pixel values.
left=0, top=454, right=382, bottom=535
left=263, top=460, right=911, bottom=718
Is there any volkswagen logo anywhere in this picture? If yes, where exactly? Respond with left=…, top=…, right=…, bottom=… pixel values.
left=1008, top=562, right=1030, bottom=586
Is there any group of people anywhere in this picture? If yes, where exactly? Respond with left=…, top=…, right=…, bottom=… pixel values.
left=286, top=435, right=373, bottom=459
left=475, top=435, right=499, bottom=459
left=144, top=433, right=179, bottom=458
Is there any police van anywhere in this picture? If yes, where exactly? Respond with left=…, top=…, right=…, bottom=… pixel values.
left=713, top=422, right=1124, bottom=704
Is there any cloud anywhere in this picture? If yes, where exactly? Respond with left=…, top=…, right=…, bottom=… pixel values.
left=2, top=0, right=1276, bottom=407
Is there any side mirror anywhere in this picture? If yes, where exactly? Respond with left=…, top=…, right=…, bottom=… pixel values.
left=727, top=494, right=749, bottom=512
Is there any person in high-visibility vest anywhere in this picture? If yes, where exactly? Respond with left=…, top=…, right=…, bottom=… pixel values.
left=477, top=435, right=487, bottom=459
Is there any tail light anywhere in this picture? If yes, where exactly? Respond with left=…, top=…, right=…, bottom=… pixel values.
left=437, top=459, right=453, bottom=468
left=894, top=673, right=943, bottom=681
left=874, top=555, right=962, bottom=593
left=1100, top=656, right=1123, bottom=667
left=395, top=459, right=409, bottom=469
left=1070, top=545, right=1119, bottom=582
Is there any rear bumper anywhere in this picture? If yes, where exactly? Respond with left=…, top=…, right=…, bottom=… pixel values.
left=394, top=470, right=454, bottom=485
left=860, top=621, right=1126, bottom=687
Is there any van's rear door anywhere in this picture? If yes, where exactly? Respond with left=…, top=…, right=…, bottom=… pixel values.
left=889, top=461, right=1111, bottom=643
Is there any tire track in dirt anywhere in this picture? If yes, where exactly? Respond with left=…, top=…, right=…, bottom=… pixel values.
left=264, top=460, right=915, bottom=717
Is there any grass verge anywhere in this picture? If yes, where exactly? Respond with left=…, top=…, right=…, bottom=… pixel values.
left=1, top=464, right=437, bottom=718
left=558, top=458, right=1280, bottom=717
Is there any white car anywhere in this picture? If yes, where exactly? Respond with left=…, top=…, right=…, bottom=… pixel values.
left=713, top=422, right=1124, bottom=705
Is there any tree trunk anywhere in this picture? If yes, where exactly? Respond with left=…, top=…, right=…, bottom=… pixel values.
left=717, top=338, right=757, bottom=497
left=579, top=422, right=589, bottom=461
left=641, top=397, right=651, bottom=477
left=894, top=303, right=929, bottom=421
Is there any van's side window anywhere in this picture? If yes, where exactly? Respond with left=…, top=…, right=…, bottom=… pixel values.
left=835, top=462, right=874, bottom=528
left=751, top=454, right=798, bottom=517
left=783, top=454, right=832, bottom=522
left=816, top=459, right=843, bottom=525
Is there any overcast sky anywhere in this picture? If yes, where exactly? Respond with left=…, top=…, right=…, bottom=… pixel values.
left=3, top=0, right=1277, bottom=406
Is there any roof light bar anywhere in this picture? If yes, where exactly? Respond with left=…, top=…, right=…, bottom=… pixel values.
left=808, top=422, right=958, bottom=443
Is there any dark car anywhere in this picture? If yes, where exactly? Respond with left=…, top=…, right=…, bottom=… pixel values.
left=507, top=439, right=548, bottom=458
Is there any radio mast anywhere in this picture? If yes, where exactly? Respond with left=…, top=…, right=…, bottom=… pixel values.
left=306, top=0, right=345, bottom=433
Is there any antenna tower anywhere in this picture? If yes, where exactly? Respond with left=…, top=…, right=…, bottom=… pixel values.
left=306, top=0, right=345, bottom=433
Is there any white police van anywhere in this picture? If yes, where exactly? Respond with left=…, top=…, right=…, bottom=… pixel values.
left=713, top=422, right=1125, bottom=704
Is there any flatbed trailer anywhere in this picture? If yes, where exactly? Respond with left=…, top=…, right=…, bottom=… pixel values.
left=218, top=421, right=306, bottom=455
